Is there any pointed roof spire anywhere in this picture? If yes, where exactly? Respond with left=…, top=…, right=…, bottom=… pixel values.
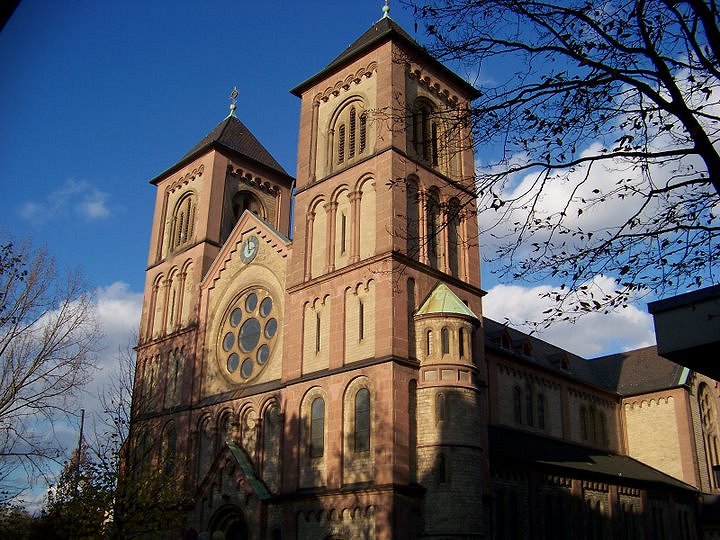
left=229, top=86, right=238, bottom=117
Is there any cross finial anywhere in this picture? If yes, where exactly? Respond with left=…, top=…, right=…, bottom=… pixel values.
left=229, top=86, right=238, bottom=116
left=382, top=0, right=390, bottom=18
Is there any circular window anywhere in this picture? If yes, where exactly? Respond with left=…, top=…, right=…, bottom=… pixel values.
left=218, top=287, right=279, bottom=382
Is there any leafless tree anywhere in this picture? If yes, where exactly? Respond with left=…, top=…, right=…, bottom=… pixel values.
left=406, top=0, right=719, bottom=325
left=0, top=238, right=99, bottom=503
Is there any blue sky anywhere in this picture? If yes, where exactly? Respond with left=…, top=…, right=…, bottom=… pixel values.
left=0, top=0, right=657, bottom=360
left=0, top=1, right=419, bottom=291
left=1, top=0, right=662, bottom=506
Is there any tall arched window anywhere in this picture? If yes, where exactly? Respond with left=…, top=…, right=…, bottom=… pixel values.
left=699, top=383, right=720, bottom=489
left=310, top=397, right=325, bottom=458
left=525, top=383, right=534, bottom=427
left=406, top=178, right=420, bottom=259
left=170, top=192, right=197, bottom=251
left=413, top=99, right=439, bottom=165
left=426, top=188, right=441, bottom=269
left=436, top=392, right=447, bottom=424
left=580, top=406, right=589, bottom=440
left=426, top=329, right=434, bottom=356
left=513, top=386, right=522, bottom=425
left=162, top=421, right=177, bottom=475
left=354, top=388, right=370, bottom=452
left=333, top=101, right=368, bottom=168
left=447, top=198, right=462, bottom=277
left=197, top=417, right=213, bottom=482
left=537, top=393, right=546, bottom=430
left=441, top=327, right=450, bottom=355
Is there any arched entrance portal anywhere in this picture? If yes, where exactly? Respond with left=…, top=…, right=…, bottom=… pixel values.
left=208, top=505, right=248, bottom=540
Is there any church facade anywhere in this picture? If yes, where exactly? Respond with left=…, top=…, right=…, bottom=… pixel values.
left=130, top=12, right=720, bottom=540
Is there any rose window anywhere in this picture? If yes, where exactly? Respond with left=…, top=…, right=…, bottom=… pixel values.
left=219, top=288, right=279, bottom=382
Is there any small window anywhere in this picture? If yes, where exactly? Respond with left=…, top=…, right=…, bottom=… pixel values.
left=310, top=397, right=325, bottom=458
left=358, top=300, right=364, bottom=341
left=340, top=213, right=347, bottom=254
left=426, top=330, right=433, bottom=356
left=436, top=392, right=447, bottom=424
left=441, top=327, right=450, bottom=355
left=458, top=327, right=465, bottom=357
left=437, top=453, right=447, bottom=484
left=354, top=388, right=370, bottom=452
left=315, top=313, right=321, bottom=353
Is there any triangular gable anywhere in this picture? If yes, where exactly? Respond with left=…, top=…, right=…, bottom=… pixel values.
left=415, top=282, right=479, bottom=323
left=195, top=441, right=270, bottom=502
left=201, top=210, right=290, bottom=291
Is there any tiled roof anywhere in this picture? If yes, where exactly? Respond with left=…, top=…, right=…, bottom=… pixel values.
left=483, top=318, right=614, bottom=390
left=152, top=114, right=289, bottom=184
left=291, top=16, right=479, bottom=99
left=490, top=426, right=695, bottom=491
left=415, top=283, right=479, bottom=321
left=483, top=318, right=689, bottom=396
left=590, top=346, right=688, bottom=396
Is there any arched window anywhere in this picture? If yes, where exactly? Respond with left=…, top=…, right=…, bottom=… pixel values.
left=436, top=392, right=447, bottom=424
left=407, top=278, right=416, bottom=358
left=513, top=386, right=522, bottom=424
left=525, top=383, right=534, bottom=427
left=232, top=190, right=264, bottom=221
left=436, top=453, right=447, bottom=484
left=162, top=421, right=177, bottom=475
left=413, top=99, right=439, bottom=165
left=441, top=327, right=450, bottom=355
left=310, top=397, right=325, bottom=458
left=447, top=198, right=462, bottom=277
left=197, top=417, right=213, bottom=482
left=333, top=102, right=368, bottom=168
left=699, top=383, right=720, bottom=489
left=426, top=188, right=441, bottom=269
left=170, top=192, right=197, bottom=251
left=426, top=329, right=433, bottom=357
left=458, top=327, right=465, bottom=357
left=537, top=393, right=546, bottom=430
left=580, top=406, right=589, bottom=440
left=406, top=178, right=420, bottom=260
left=354, top=388, right=370, bottom=452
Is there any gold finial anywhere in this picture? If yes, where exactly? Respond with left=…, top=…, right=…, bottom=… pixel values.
left=382, top=0, right=390, bottom=18
left=229, top=86, right=238, bottom=116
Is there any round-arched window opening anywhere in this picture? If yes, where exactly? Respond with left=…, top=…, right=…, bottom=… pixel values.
left=232, top=191, right=265, bottom=221
left=218, top=287, right=279, bottom=383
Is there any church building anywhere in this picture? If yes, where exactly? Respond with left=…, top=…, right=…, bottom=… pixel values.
left=130, top=7, right=720, bottom=539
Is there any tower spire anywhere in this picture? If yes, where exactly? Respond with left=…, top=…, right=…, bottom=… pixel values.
left=229, top=86, right=238, bottom=117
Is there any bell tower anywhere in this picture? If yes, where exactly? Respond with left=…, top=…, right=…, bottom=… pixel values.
left=285, top=7, right=487, bottom=537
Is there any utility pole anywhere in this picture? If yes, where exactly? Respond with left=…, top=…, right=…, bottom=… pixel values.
left=69, top=408, right=85, bottom=540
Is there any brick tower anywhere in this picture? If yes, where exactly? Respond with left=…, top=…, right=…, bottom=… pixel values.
left=131, top=9, right=486, bottom=539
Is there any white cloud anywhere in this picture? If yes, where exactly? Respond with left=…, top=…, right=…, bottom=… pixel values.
left=19, top=179, right=111, bottom=223
left=86, top=282, right=143, bottom=400
left=483, top=276, right=656, bottom=358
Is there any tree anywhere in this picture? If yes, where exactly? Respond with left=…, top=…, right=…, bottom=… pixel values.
left=406, top=0, right=719, bottom=324
left=0, top=238, right=100, bottom=504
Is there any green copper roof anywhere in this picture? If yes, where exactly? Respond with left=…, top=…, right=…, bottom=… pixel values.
left=415, top=283, right=479, bottom=321
left=227, top=440, right=271, bottom=500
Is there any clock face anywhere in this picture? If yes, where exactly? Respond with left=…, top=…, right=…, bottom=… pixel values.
left=218, top=287, right=279, bottom=383
left=240, top=235, right=259, bottom=264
